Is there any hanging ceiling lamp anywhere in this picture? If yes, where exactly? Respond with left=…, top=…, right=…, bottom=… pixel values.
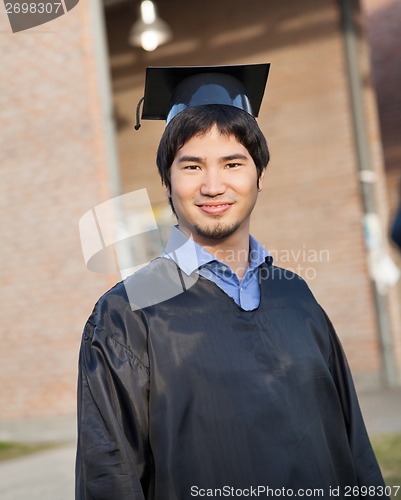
left=128, top=1, right=172, bottom=52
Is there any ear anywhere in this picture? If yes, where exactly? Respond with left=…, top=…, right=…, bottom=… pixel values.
left=257, top=170, right=265, bottom=192
left=165, top=186, right=171, bottom=198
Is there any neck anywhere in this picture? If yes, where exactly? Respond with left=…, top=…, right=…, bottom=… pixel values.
left=193, top=229, right=250, bottom=281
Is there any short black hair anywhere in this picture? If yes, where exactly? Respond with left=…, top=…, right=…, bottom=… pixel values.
left=156, top=104, right=270, bottom=191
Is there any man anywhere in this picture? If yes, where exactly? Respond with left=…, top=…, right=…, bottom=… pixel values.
left=76, top=64, right=387, bottom=499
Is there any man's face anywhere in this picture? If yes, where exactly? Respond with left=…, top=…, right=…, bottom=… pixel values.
left=167, top=125, right=263, bottom=245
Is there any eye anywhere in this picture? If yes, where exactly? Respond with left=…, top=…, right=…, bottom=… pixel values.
left=184, top=165, right=201, bottom=170
left=225, top=163, right=241, bottom=169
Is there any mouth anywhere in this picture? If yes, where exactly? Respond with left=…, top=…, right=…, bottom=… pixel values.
left=196, top=202, right=234, bottom=215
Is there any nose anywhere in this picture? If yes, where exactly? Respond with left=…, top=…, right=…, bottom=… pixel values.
left=200, top=169, right=227, bottom=197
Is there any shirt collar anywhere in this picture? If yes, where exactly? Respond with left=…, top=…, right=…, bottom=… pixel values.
left=248, top=234, right=271, bottom=271
left=164, top=226, right=271, bottom=276
left=164, top=226, right=213, bottom=275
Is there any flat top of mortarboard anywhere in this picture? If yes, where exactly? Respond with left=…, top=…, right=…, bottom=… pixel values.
left=141, top=63, right=270, bottom=121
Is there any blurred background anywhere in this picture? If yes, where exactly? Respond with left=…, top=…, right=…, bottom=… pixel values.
left=1, top=0, right=401, bottom=497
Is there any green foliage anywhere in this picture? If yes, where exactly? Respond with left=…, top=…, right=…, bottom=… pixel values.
left=372, top=434, right=401, bottom=499
left=0, top=441, right=58, bottom=461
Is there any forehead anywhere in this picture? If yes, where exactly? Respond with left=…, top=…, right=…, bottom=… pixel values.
left=177, top=126, right=248, bottom=153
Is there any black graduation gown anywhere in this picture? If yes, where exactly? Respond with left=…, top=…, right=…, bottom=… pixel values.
left=75, top=259, right=387, bottom=499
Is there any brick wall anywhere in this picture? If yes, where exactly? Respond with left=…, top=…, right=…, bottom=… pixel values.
left=1, top=0, right=399, bottom=421
left=0, top=2, right=116, bottom=419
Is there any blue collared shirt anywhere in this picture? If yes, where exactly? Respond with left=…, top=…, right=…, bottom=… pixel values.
left=163, top=226, right=270, bottom=311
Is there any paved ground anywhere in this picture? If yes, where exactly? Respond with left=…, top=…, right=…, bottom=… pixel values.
left=0, top=414, right=76, bottom=500
left=358, top=387, right=401, bottom=435
left=0, top=387, right=400, bottom=500
left=0, top=444, right=75, bottom=500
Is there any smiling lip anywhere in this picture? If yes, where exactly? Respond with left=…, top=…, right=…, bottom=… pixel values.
left=197, top=202, right=234, bottom=215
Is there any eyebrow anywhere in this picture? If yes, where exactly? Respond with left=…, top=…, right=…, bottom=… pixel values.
left=177, top=155, right=205, bottom=164
left=221, top=154, right=249, bottom=162
left=176, top=153, right=249, bottom=164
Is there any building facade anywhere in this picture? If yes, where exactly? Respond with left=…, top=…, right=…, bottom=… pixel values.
left=0, top=0, right=400, bottom=421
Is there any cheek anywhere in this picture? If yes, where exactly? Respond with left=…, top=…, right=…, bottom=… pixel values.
left=170, top=176, right=198, bottom=200
left=238, top=176, right=259, bottom=196
left=169, top=185, right=192, bottom=209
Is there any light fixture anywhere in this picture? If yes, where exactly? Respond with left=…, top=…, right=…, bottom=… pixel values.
left=128, top=1, right=172, bottom=52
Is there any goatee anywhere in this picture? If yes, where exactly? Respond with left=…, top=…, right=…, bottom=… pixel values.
left=193, top=221, right=241, bottom=240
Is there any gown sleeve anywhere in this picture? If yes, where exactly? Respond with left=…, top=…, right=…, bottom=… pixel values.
left=75, top=304, right=152, bottom=500
left=323, top=307, right=388, bottom=492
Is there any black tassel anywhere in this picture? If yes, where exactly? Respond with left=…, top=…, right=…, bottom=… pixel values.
left=134, top=97, right=145, bottom=130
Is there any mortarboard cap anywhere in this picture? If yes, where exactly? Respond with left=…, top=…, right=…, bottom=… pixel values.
left=141, top=63, right=270, bottom=125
